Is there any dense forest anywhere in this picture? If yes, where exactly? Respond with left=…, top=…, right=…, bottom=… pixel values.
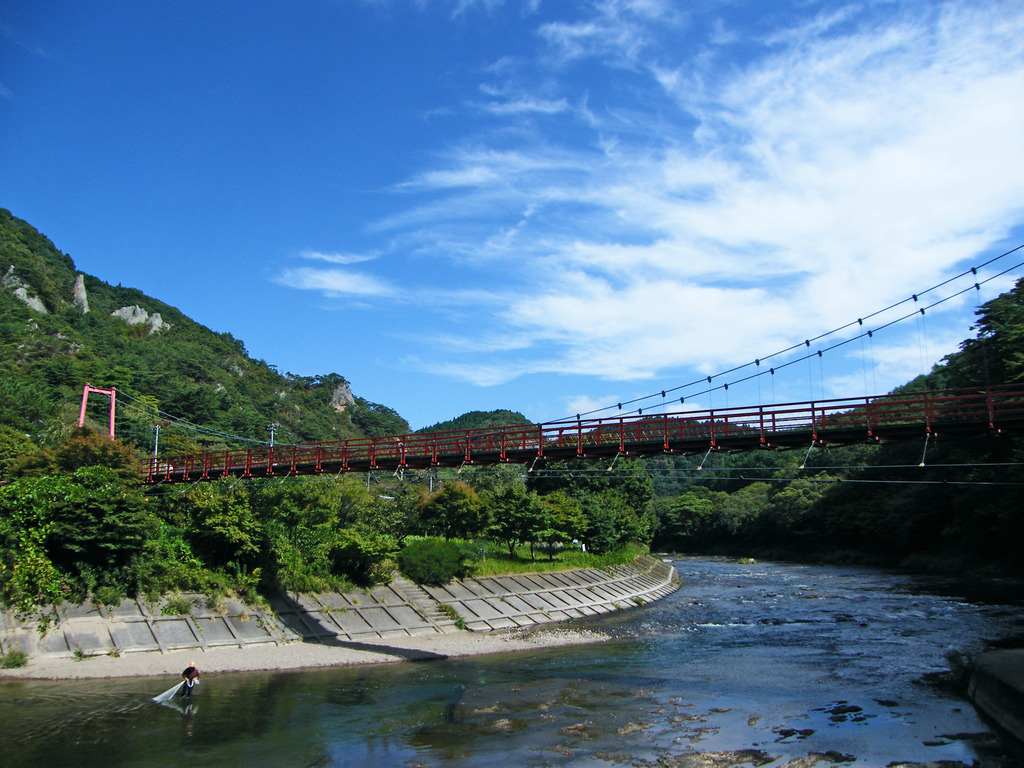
left=1, top=209, right=1022, bottom=619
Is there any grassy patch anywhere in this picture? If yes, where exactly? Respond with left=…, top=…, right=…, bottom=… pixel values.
left=161, top=593, right=194, bottom=616
left=0, top=649, right=28, bottom=668
left=438, top=602, right=466, bottom=630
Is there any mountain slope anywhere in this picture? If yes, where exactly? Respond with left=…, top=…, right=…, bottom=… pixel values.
left=417, top=409, right=533, bottom=433
left=0, top=208, right=408, bottom=449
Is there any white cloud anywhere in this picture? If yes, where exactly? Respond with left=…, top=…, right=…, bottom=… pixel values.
left=299, top=250, right=380, bottom=265
left=395, top=147, right=584, bottom=192
left=563, top=393, right=621, bottom=419
left=275, top=267, right=397, bottom=298
left=538, top=0, right=683, bottom=66
left=479, top=96, right=569, bottom=115
left=281, top=0, right=1024, bottom=398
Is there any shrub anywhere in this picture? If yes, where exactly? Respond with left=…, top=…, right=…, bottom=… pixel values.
left=329, top=527, right=397, bottom=586
left=0, top=649, right=27, bottom=668
left=162, top=593, right=194, bottom=615
left=397, top=538, right=467, bottom=585
left=93, top=585, right=125, bottom=607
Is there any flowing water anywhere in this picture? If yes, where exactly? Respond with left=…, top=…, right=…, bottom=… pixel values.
left=2, top=557, right=1023, bottom=768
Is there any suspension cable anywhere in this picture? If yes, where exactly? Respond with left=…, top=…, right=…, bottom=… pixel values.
left=114, top=388, right=271, bottom=446
left=555, top=253, right=1024, bottom=422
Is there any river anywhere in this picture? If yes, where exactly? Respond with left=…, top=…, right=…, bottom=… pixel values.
left=1, top=557, right=1022, bottom=767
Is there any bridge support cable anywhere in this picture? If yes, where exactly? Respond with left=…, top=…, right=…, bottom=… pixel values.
left=556, top=248, right=1024, bottom=424
left=697, top=446, right=714, bottom=472
left=114, top=386, right=270, bottom=449
left=799, top=441, right=816, bottom=470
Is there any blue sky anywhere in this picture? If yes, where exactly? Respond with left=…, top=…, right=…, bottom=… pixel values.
left=3, top=1, right=1024, bottom=430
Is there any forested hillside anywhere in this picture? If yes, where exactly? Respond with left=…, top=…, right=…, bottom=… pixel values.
left=0, top=209, right=408, bottom=450
left=418, top=409, right=532, bottom=433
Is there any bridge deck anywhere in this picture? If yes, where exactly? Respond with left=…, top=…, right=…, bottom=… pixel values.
left=144, top=385, right=1024, bottom=484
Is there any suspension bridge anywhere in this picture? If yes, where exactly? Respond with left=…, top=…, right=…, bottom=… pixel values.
left=69, top=244, right=1024, bottom=487
left=139, top=384, right=1024, bottom=485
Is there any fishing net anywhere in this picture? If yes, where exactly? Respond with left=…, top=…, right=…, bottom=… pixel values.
left=152, top=681, right=185, bottom=703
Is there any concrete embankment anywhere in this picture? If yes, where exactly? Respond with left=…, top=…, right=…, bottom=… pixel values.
left=968, top=649, right=1024, bottom=745
left=0, top=555, right=679, bottom=661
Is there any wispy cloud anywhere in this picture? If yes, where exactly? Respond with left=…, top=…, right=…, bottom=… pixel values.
left=281, top=0, right=1024, bottom=394
left=275, top=267, right=398, bottom=298
left=299, top=250, right=380, bottom=265
left=477, top=96, right=569, bottom=115
left=538, top=0, right=684, bottom=67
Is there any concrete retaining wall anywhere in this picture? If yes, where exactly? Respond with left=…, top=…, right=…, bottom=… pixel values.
left=423, top=555, right=679, bottom=631
left=968, top=649, right=1024, bottom=745
left=0, top=556, right=679, bottom=661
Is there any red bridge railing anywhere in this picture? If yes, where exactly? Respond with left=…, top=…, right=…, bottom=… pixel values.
left=143, top=385, right=1024, bottom=484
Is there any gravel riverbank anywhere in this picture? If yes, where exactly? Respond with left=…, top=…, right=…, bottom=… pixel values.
left=0, top=626, right=609, bottom=680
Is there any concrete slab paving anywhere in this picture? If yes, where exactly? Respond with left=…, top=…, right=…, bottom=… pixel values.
left=357, top=606, right=401, bottom=631
left=331, top=609, right=374, bottom=633
left=39, top=631, right=70, bottom=655
left=195, top=616, right=239, bottom=647
left=152, top=620, right=198, bottom=648
left=106, top=600, right=143, bottom=619
left=109, top=622, right=157, bottom=651
left=224, top=615, right=273, bottom=641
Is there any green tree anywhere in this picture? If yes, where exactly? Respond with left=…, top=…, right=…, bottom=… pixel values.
left=0, top=466, right=153, bottom=605
left=717, top=481, right=769, bottom=539
left=416, top=481, right=488, bottom=540
left=45, top=466, right=153, bottom=596
left=397, top=538, right=468, bottom=585
left=0, top=425, right=33, bottom=481
left=654, top=486, right=726, bottom=550
left=488, top=483, right=549, bottom=557
left=947, top=276, right=1024, bottom=387
left=171, top=483, right=263, bottom=568
left=527, top=457, right=654, bottom=512
left=52, top=428, right=140, bottom=478
left=537, top=491, right=587, bottom=557
left=349, top=398, right=410, bottom=437
left=760, top=473, right=836, bottom=548
left=0, top=476, right=65, bottom=611
left=328, top=527, right=397, bottom=586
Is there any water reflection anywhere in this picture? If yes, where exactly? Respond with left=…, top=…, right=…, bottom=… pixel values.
left=2, top=558, right=1023, bottom=768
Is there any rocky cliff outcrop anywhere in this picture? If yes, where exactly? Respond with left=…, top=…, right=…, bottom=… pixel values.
left=2, top=266, right=48, bottom=313
left=332, top=381, right=355, bottom=411
left=72, top=274, right=90, bottom=314
left=111, top=304, right=171, bottom=334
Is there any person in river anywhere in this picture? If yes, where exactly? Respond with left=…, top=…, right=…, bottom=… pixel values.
left=180, top=662, right=199, bottom=697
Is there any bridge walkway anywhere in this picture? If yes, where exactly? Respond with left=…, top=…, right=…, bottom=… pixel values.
left=143, top=385, right=1024, bottom=484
